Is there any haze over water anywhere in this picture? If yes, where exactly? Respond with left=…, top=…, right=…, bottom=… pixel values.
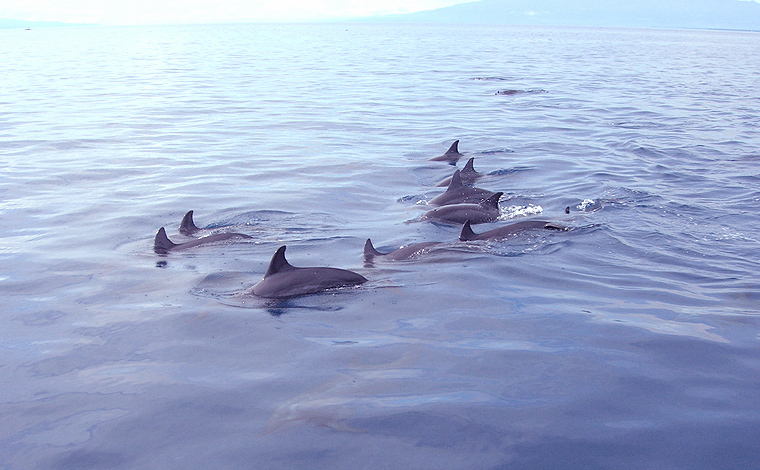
left=2, top=23, right=760, bottom=469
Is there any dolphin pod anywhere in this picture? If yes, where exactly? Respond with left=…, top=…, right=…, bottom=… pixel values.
left=153, top=140, right=570, bottom=298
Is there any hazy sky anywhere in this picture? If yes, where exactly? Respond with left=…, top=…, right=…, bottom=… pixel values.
left=0, top=0, right=479, bottom=25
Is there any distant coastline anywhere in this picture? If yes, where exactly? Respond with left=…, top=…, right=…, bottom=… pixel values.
left=3, top=0, right=760, bottom=31
left=0, top=18, right=96, bottom=29
left=350, top=0, right=760, bottom=32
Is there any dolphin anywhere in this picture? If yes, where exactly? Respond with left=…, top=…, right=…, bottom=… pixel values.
left=429, top=140, right=464, bottom=164
left=153, top=227, right=252, bottom=254
left=436, top=158, right=482, bottom=187
left=459, top=219, right=566, bottom=241
left=422, top=192, right=503, bottom=225
left=252, top=246, right=367, bottom=298
left=429, top=170, right=496, bottom=206
left=363, top=238, right=441, bottom=262
left=180, top=210, right=247, bottom=236
left=179, top=210, right=201, bottom=235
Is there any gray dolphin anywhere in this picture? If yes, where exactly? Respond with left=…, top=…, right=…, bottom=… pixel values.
left=153, top=227, right=252, bottom=254
left=252, top=246, right=367, bottom=298
left=179, top=210, right=201, bottom=235
left=459, top=219, right=566, bottom=241
left=429, top=169, right=496, bottom=206
left=436, top=158, right=482, bottom=187
left=364, top=238, right=441, bottom=262
left=422, top=192, right=503, bottom=224
left=429, top=140, right=464, bottom=164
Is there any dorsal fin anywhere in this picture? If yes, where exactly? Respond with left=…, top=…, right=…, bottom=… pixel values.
left=364, top=238, right=382, bottom=258
left=154, top=227, right=177, bottom=253
left=446, top=140, right=460, bottom=154
left=446, top=170, right=463, bottom=191
left=179, top=210, right=199, bottom=235
left=462, top=157, right=475, bottom=173
left=264, top=245, right=295, bottom=277
left=481, top=192, right=503, bottom=209
left=459, top=220, right=477, bottom=241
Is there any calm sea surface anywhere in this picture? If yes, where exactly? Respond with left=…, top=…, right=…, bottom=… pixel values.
left=1, top=23, right=759, bottom=469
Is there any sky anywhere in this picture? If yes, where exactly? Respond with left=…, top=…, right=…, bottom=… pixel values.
left=0, top=0, right=479, bottom=25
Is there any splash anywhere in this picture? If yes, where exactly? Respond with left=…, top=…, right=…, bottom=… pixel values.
left=499, top=204, right=543, bottom=220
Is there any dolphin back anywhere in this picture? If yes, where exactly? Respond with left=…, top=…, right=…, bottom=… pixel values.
left=430, top=140, right=463, bottom=163
left=179, top=210, right=200, bottom=235
left=462, top=157, right=475, bottom=173
left=459, top=221, right=477, bottom=241
left=364, top=238, right=383, bottom=259
left=265, top=246, right=295, bottom=277
left=435, top=157, right=480, bottom=187
left=481, top=192, right=503, bottom=209
left=446, top=140, right=460, bottom=155
left=447, top=169, right=464, bottom=190
left=154, top=227, right=178, bottom=254
left=253, top=245, right=367, bottom=298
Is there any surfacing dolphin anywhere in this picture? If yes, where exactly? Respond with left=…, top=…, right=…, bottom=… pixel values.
left=153, top=227, right=252, bottom=254
left=180, top=210, right=249, bottom=236
left=429, top=170, right=496, bottom=206
left=423, top=192, right=503, bottom=225
left=252, top=245, right=367, bottom=298
left=429, top=140, right=464, bottom=165
left=459, top=219, right=566, bottom=241
left=436, top=157, right=482, bottom=187
left=179, top=210, right=201, bottom=235
left=364, top=238, right=441, bottom=263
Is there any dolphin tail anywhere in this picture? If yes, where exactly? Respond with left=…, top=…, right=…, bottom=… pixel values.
left=462, top=157, right=475, bottom=173
left=482, top=192, right=503, bottom=209
left=154, top=227, right=177, bottom=254
left=364, top=238, right=383, bottom=259
left=459, top=220, right=477, bottom=241
left=264, top=246, right=295, bottom=277
left=179, top=210, right=199, bottom=235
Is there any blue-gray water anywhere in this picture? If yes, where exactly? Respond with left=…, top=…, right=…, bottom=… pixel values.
left=2, top=23, right=759, bottom=469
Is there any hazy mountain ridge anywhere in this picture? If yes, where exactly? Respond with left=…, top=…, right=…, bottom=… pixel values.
left=0, top=18, right=95, bottom=29
left=4, top=0, right=760, bottom=30
left=357, top=0, right=760, bottom=30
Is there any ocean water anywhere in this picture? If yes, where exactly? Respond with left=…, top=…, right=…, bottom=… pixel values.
left=1, top=22, right=759, bottom=469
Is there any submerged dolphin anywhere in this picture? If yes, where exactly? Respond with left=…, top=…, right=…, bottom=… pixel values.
left=153, top=227, right=252, bottom=254
left=429, top=170, right=496, bottom=206
left=429, top=140, right=464, bottom=164
left=180, top=210, right=250, bottom=236
left=423, top=192, right=503, bottom=224
left=252, top=246, right=367, bottom=298
left=364, top=238, right=441, bottom=262
left=459, top=219, right=566, bottom=241
left=436, top=158, right=482, bottom=187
